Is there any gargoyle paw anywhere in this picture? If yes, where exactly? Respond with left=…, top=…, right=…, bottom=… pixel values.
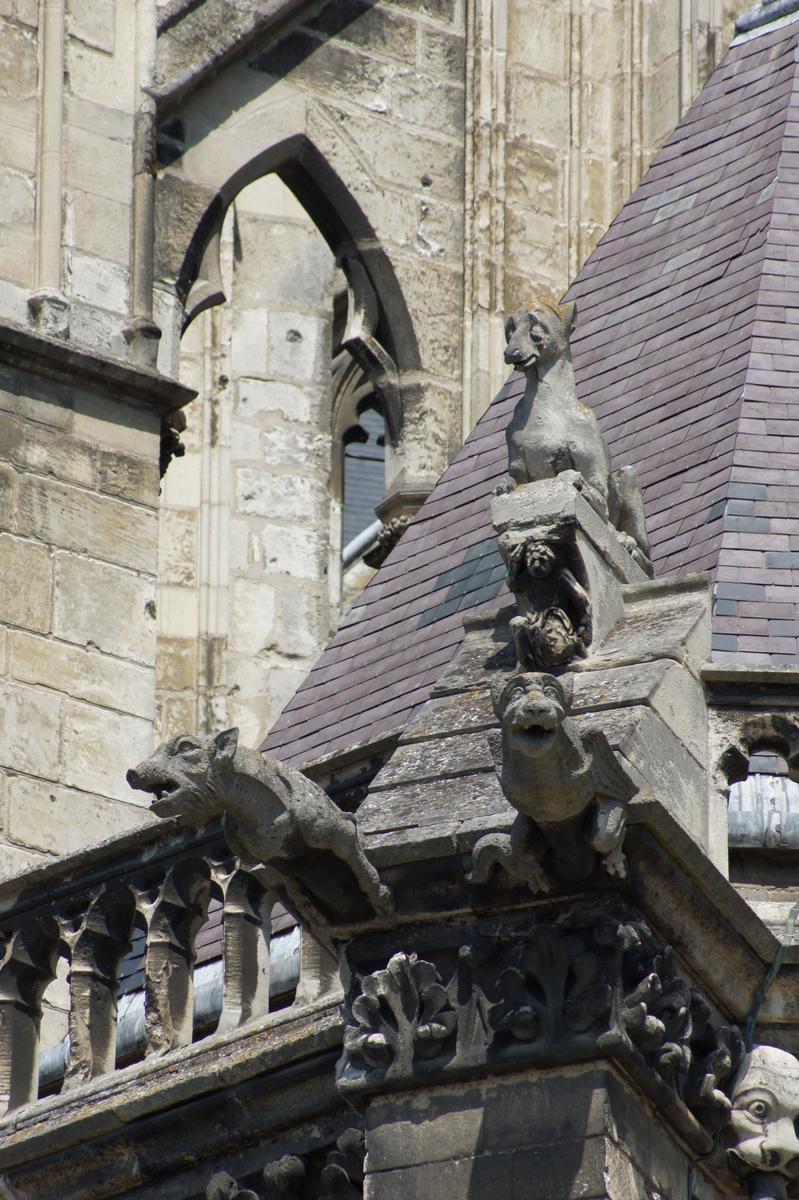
left=602, top=846, right=627, bottom=879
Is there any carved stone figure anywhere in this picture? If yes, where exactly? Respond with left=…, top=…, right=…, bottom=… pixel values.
left=501, top=297, right=651, bottom=573
left=499, top=529, right=592, bottom=669
left=205, top=1129, right=365, bottom=1200
left=469, top=672, right=636, bottom=890
left=726, top=1046, right=799, bottom=1189
left=127, top=729, right=393, bottom=926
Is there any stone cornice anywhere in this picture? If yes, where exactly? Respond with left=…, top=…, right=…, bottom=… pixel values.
left=0, top=321, right=195, bottom=416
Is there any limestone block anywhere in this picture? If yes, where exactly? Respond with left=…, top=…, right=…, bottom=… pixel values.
left=72, top=391, right=158, bottom=459
left=266, top=312, right=328, bottom=383
left=0, top=224, right=34, bottom=286
left=157, top=507, right=199, bottom=586
left=507, top=4, right=566, bottom=80
left=65, top=126, right=131, bottom=205
left=390, top=256, right=464, bottom=381
left=68, top=300, right=120, bottom=354
left=268, top=587, right=329, bottom=660
left=416, top=196, right=464, bottom=263
left=67, top=0, right=114, bottom=52
left=66, top=38, right=134, bottom=112
left=61, top=699, right=152, bottom=803
left=232, top=214, right=334, bottom=310
left=572, top=659, right=706, bottom=766
left=0, top=626, right=7, bottom=673
left=0, top=679, right=61, bottom=780
left=0, top=21, right=36, bottom=99
left=231, top=309, right=269, bottom=377
left=0, top=842, right=49, bottom=881
left=0, top=165, right=34, bottom=225
left=310, top=103, right=464, bottom=204
left=290, top=39, right=391, bottom=115
left=507, top=70, right=569, bottom=147
left=53, top=552, right=156, bottom=664
left=97, top=450, right=158, bottom=506
left=0, top=535, right=51, bottom=632
left=236, top=468, right=328, bottom=521
left=391, top=70, right=465, bottom=133
left=236, top=378, right=322, bottom=424
left=228, top=577, right=277, bottom=656
left=9, top=630, right=154, bottom=720
left=157, top=584, right=199, bottom=638
left=155, top=636, right=198, bottom=694
left=258, top=522, right=328, bottom=579
left=0, top=411, right=96, bottom=488
left=17, top=475, right=158, bottom=573
left=6, top=775, right=151, bottom=857
left=67, top=250, right=129, bottom=313
left=418, top=26, right=465, bottom=81
left=0, top=277, right=30, bottom=327
left=157, top=692, right=199, bottom=742
left=256, top=426, right=329, bottom=471
left=505, top=140, right=564, bottom=215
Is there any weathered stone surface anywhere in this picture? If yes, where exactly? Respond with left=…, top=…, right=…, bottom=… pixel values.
left=6, top=775, right=151, bottom=856
left=0, top=534, right=51, bottom=632
left=62, top=700, right=153, bottom=803
left=0, top=679, right=61, bottom=780
left=16, top=475, right=158, bottom=573
left=9, top=630, right=154, bottom=720
left=369, top=729, right=495, bottom=790
left=53, top=552, right=156, bottom=664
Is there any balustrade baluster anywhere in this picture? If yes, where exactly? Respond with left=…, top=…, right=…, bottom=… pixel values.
left=0, top=918, right=59, bottom=1113
left=217, top=868, right=272, bottom=1033
left=61, top=885, right=135, bottom=1088
left=138, top=860, right=211, bottom=1056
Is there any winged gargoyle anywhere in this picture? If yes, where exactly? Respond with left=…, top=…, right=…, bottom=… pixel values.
left=469, top=672, right=636, bottom=892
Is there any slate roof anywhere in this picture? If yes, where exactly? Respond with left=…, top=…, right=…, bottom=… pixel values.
left=263, top=12, right=799, bottom=767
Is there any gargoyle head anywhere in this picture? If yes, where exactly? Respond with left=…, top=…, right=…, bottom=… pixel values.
left=504, top=297, right=576, bottom=372
left=727, top=1045, right=799, bottom=1179
left=126, top=729, right=239, bottom=821
left=492, top=672, right=571, bottom=759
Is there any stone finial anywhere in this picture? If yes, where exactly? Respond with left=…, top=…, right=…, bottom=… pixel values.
left=727, top=1045, right=799, bottom=1188
left=127, top=728, right=393, bottom=928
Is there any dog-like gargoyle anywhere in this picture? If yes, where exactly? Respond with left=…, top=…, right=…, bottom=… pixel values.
left=127, top=729, right=393, bottom=927
left=469, top=673, right=636, bottom=892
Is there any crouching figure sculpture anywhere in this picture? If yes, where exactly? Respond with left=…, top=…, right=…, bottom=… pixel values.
left=469, top=672, right=636, bottom=892
left=502, top=296, right=652, bottom=575
left=127, top=729, right=393, bottom=927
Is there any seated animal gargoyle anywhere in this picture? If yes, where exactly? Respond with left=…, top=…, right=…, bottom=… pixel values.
left=469, top=672, right=636, bottom=892
left=127, top=729, right=393, bottom=928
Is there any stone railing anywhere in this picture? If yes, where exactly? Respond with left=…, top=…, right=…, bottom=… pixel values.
left=0, top=816, right=331, bottom=1116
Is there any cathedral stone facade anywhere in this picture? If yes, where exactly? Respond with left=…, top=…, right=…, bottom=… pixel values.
left=5, top=3, right=799, bottom=1200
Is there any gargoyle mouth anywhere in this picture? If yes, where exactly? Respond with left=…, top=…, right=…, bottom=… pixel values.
left=511, top=723, right=556, bottom=752
left=149, top=779, right=180, bottom=803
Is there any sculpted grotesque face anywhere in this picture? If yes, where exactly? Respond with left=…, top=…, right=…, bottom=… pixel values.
left=493, top=672, right=567, bottom=758
left=524, top=540, right=557, bottom=579
left=728, top=1046, right=799, bottom=1178
left=126, top=728, right=239, bottom=820
left=504, top=300, right=575, bottom=372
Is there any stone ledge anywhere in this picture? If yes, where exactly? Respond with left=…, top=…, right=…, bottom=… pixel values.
left=0, top=321, right=195, bottom=416
left=0, top=996, right=342, bottom=1178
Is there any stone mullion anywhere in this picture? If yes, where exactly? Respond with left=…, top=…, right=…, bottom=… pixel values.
left=0, top=920, right=59, bottom=1114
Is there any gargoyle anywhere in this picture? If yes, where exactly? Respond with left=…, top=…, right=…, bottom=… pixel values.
left=469, top=672, right=636, bottom=892
left=502, top=297, right=651, bottom=574
left=725, top=1045, right=799, bottom=1196
left=127, top=729, right=393, bottom=927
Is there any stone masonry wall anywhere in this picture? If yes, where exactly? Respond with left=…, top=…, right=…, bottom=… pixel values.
left=0, top=337, right=189, bottom=879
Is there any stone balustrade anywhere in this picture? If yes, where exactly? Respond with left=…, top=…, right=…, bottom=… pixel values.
left=0, top=817, right=327, bottom=1116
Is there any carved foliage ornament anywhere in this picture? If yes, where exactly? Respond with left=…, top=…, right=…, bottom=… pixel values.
left=338, top=912, right=742, bottom=1138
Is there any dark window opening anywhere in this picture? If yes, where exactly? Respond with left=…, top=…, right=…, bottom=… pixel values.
left=342, top=400, right=385, bottom=551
